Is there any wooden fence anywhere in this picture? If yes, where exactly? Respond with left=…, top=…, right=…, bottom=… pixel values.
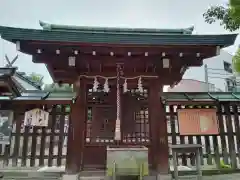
left=0, top=101, right=239, bottom=170
left=166, top=102, right=240, bottom=169
left=0, top=103, right=70, bottom=167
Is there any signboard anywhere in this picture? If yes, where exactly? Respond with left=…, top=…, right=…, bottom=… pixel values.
left=178, top=109, right=219, bottom=135
left=0, top=110, right=13, bottom=145
left=24, top=108, right=49, bottom=127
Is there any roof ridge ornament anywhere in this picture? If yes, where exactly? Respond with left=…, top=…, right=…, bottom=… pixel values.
left=39, top=21, right=52, bottom=30
left=183, top=26, right=194, bottom=34
left=5, top=54, right=18, bottom=68
left=39, top=20, right=194, bottom=34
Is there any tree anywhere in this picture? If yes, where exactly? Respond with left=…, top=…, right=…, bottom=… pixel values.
left=43, top=83, right=73, bottom=92
left=26, top=72, right=73, bottom=92
left=27, top=72, right=44, bottom=86
left=44, top=84, right=73, bottom=113
left=230, top=0, right=240, bottom=22
left=203, top=1, right=240, bottom=31
left=232, top=48, right=240, bottom=73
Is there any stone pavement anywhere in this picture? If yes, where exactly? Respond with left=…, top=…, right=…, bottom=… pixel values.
left=0, top=168, right=239, bottom=180
left=0, top=173, right=240, bottom=180
left=174, top=173, right=240, bottom=180
left=204, top=173, right=240, bottom=180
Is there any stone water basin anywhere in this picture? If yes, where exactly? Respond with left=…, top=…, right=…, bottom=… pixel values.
left=106, top=145, right=149, bottom=177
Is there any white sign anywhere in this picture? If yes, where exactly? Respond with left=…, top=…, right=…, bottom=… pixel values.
left=0, top=110, right=13, bottom=145
left=24, top=108, right=49, bottom=127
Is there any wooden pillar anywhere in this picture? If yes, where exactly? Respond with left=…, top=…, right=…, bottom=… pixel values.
left=149, top=79, right=169, bottom=174
left=65, top=78, right=86, bottom=174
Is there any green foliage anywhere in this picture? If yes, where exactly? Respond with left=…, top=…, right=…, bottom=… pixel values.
left=56, top=104, right=71, bottom=113
left=203, top=5, right=240, bottom=31
left=44, top=83, right=73, bottom=92
left=220, top=159, right=231, bottom=169
left=230, top=0, right=240, bottom=24
left=25, top=72, right=75, bottom=112
left=232, top=48, right=240, bottom=73
left=27, top=72, right=44, bottom=86
left=44, top=84, right=73, bottom=113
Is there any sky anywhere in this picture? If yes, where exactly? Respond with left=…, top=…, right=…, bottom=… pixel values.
left=0, top=0, right=239, bottom=85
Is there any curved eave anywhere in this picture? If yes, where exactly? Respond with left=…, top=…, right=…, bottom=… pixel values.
left=0, top=26, right=237, bottom=47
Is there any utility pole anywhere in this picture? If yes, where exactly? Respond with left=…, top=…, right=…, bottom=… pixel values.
left=204, top=64, right=209, bottom=92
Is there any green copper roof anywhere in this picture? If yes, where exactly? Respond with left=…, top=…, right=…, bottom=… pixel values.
left=0, top=67, right=41, bottom=93
left=0, top=22, right=237, bottom=46
left=12, top=73, right=41, bottom=91
left=39, top=21, right=194, bottom=35
left=162, top=92, right=240, bottom=102
left=0, top=91, right=76, bottom=101
left=0, top=91, right=239, bottom=103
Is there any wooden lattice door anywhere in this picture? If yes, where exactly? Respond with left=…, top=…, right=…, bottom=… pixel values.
left=83, top=86, right=150, bottom=169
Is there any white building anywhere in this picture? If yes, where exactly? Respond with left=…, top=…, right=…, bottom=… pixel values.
left=168, top=79, right=222, bottom=92
left=182, top=50, right=233, bottom=91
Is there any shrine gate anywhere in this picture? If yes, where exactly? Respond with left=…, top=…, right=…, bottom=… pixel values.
left=0, top=21, right=237, bottom=177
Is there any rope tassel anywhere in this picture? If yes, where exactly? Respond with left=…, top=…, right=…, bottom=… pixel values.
left=114, top=65, right=121, bottom=141
left=115, top=118, right=121, bottom=141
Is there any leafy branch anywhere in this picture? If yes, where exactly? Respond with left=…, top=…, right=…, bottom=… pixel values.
left=203, top=5, right=240, bottom=32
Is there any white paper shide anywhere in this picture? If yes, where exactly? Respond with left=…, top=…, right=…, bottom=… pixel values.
left=24, top=108, right=49, bottom=127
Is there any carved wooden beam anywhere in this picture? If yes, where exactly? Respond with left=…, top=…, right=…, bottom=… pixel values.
left=26, top=41, right=216, bottom=56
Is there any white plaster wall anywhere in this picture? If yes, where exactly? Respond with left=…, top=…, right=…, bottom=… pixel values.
left=183, top=50, right=233, bottom=91
left=168, top=79, right=219, bottom=92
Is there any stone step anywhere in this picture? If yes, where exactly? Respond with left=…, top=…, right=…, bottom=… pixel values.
left=1, top=171, right=62, bottom=180
left=79, top=177, right=105, bottom=180
left=79, top=171, right=105, bottom=180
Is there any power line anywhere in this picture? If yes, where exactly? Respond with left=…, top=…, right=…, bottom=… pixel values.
left=204, top=64, right=236, bottom=92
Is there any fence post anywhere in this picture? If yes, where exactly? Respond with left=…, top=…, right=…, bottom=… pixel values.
left=233, top=104, right=240, bottom=164
left=217, top=103, right=229, bottom=165
left=224, top=103, right=237, bottom=169
left=169, top=105, right=177, bottom=165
